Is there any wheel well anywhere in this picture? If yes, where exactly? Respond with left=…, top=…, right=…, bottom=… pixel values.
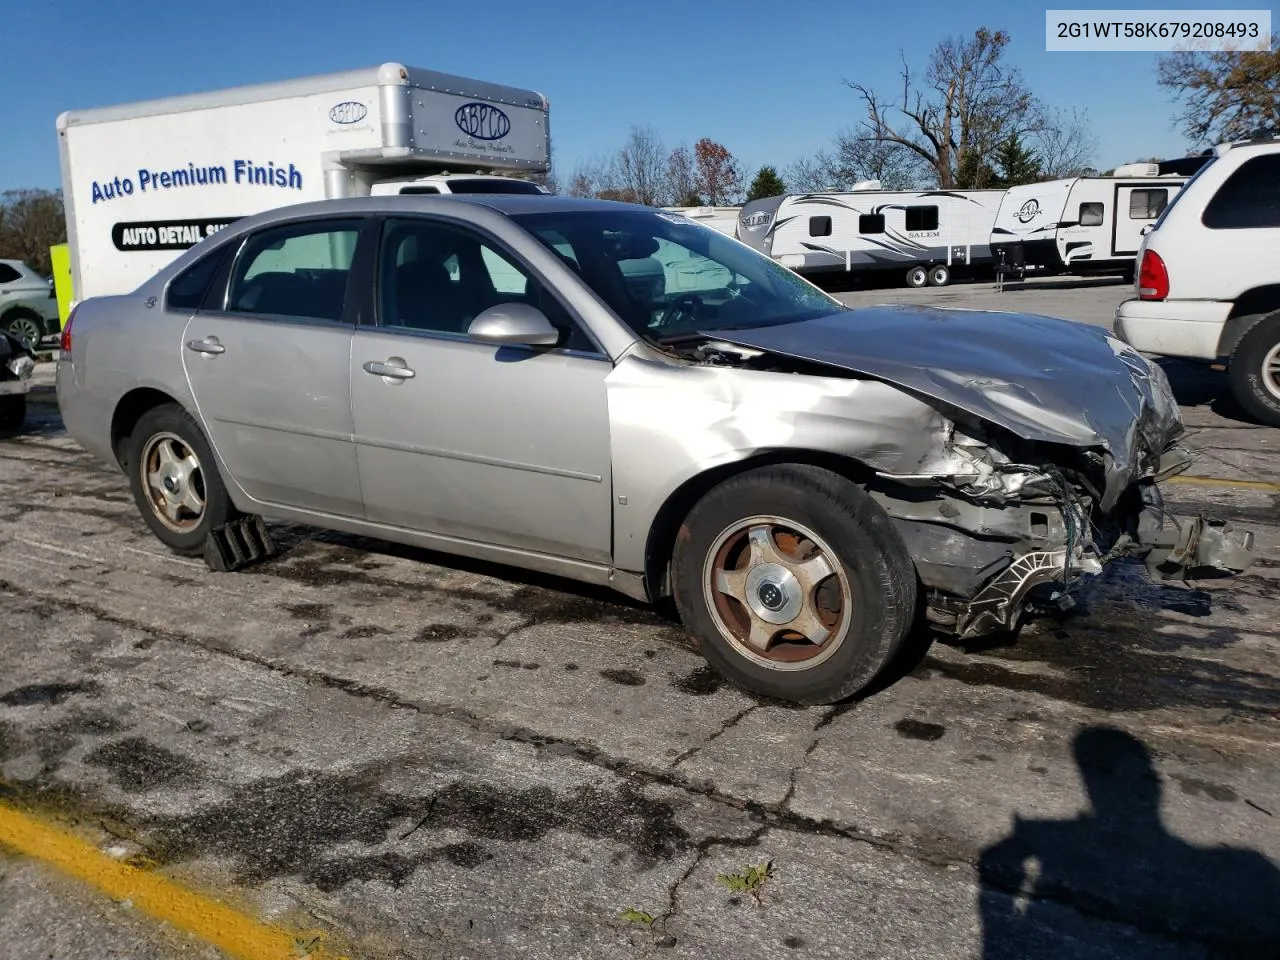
left=1, top=306, right=40, bottom=322
left=111, top=388, right=179, bottom=469
left=642, top=450, right=878, bottom=600
left=1218, top=285, right=1280, bottom=358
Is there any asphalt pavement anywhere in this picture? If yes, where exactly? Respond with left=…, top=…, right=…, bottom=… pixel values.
left=1, top=285, right=1278, bottom=959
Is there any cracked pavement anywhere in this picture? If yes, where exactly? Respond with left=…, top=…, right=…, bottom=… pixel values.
left=1, top=314, right=1279, bottom=959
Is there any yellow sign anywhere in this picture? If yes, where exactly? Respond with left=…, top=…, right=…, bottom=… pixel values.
left=49, top=243, right=73, bottom=326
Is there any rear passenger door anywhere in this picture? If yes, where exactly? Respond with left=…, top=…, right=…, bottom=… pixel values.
left=181, top=216, right=370, bottom=517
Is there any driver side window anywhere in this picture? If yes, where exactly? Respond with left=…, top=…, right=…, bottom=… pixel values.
left=376, top=218, right=597, bottom=352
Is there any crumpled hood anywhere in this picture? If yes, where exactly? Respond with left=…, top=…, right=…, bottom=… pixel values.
left=701, top=305, right=1184, bottom=503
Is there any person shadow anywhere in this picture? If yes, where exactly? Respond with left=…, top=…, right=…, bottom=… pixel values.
left=978, top=726, right=1280, bottom=959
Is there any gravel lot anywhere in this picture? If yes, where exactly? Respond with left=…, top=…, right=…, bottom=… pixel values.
left=1, top=283, right=1278, bottom=960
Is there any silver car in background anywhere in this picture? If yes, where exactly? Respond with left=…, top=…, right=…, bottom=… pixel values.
left=0, top=258, right=60, bottom=346
left=56, top=196, right=1254, bottom=704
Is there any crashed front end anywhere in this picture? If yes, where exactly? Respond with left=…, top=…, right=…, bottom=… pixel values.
left=692, top=306, right=1256, bottom=639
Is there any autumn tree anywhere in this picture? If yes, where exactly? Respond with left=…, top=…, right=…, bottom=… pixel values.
left=1157, top=36, right=1280, bottom=144
left=847, top=28, right=1038, bottom=188
left=0, top=190, right=66, bottom=276
left=745, top=166, right=787, bottom=202
left=694, top=138, right=742, bottom=205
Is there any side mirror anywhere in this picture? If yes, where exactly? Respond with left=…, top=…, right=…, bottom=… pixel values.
left=466, top=302, right=561, bottom=347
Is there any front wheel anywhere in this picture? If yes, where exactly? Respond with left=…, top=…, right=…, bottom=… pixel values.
left=928, top=264, right=950, bottom=287
left=1228, top=313, right=1280, bottom=427
left=905, top=265, right=928, bottom=288
left=671, top=465, right=918, bottom=705
left=125, top=403, right=239, bottom=554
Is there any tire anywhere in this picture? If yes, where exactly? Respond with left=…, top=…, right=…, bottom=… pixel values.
left=0, top=395, right=25, bottom=433
left=671, top=465, right=918, bottom=705
left=905, top=265, right=928, bottom=288
left=125, top=403, right=239, bottom=554
left=3, top=311, right=44, bottom=348
left=1228, top=312, right=1280, bottom=427
left=928, top=264, right=950, bottom=287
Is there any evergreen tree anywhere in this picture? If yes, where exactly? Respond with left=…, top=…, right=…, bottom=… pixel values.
left=993, top=134, right=1042, bottom=187
left=745, top=166, right=787, bottom=202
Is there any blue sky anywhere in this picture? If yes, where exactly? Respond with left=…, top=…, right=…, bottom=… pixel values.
left=0, top=0, right=1262, bottom=193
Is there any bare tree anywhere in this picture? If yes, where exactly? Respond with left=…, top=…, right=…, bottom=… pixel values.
left=694, top=138, right=743, bottom=205
left=0, top=190, right=66, bottom=276
left=615, top=125, right=668, bottom=206
left=566, top=154, right=620, bottom=198
left=664, top=144, right=700, bottom=205
left=1033, top=106, right=1099, bottom=179
left=847, top=28, right=1038, bottom=188
left=786, top=130, right=927, bottom=192
left=1157, top=36, right=1280, bottom=145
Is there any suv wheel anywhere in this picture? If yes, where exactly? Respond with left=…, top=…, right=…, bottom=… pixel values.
left=1228, top=312, right=1280, bottom=427
left=671, top=465, right=917, bottom=705
left=3, top=311, right=43, bottom=348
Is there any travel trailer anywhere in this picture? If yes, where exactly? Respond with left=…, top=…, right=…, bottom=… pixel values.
left=55, top=62, right=550, bottom=312
left=661, top=205, right=742, bottom=237
left=734, top=184, right=1005, bottom=286
left=989, top=164, right=1189, bottom=277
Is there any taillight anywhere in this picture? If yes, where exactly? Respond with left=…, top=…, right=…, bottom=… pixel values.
left=1138, top=249, right=1169, bottom=301
left=60, top=303, right=78, bottom=354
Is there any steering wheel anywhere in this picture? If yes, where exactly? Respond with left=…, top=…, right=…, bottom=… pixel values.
left=656, top=293, right=705, bottom=329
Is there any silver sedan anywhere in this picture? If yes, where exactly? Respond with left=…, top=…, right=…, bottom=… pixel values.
left=56, top=196, right=1254, bottom=704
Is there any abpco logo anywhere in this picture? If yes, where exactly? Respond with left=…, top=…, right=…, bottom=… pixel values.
left=454, top=103, right=511, bottom=141
left=329, top=101, right=368, bottom=125
left=1016, top=199, right=1041, bottom=223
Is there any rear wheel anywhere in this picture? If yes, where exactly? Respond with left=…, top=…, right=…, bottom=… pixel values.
left=671, top=465, right=917, bottom=705
left=125, top=403, right=239, bottom=554
left=3, top=311, right=43, bottom=348
left=928, top=264, right=950, bottom=287
left=1228, top=312, right=1280, bottom=426
left=905, top=265, right=928, bottom=288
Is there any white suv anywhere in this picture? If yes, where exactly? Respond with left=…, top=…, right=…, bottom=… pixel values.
left=1114, top=139, right=1280, bottom=425
left=0, top=259, right=60, bottom=347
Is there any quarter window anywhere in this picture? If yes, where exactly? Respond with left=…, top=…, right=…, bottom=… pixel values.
left=1078, top=202, right=1104, bottom=227
left=377, top=218, right=593, bottom=352
left=0, top=264, right=21, bottom=284
left=1129, top=190, right=1168, bottom=220
left=1202, top=155, right=1280, bottom=230
left=859, top=213, right=885, bottom=234
left=809, top=216, right=832, bottom=237
left=905, top=205, right=939, bottom=231
left=167, top=249, right=227, bottom=311
left=228, top=220, right=361, bottom=321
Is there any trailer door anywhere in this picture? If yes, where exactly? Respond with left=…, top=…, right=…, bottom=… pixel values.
left=1113, top=184, right=1174, bottom=256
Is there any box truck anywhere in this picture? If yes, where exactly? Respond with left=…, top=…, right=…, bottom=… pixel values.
left=55, top=62, right=551, bottom=315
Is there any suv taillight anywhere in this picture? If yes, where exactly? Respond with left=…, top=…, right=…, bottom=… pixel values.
left=1138, top=249, right=1169, bottom=301
left=60, top=304, right=77, bottom=354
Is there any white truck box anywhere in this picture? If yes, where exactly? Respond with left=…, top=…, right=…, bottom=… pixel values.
left=57, top=62, right=550, bottom=302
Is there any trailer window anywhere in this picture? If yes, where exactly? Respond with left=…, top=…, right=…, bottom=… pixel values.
left=905, top=205, right=939, bottom=231
left=859, top=214, right=885, bottom=234
left=1202, top=155, right=1280, bottom=230
left=809, top=216, right=832, bottom=237
left=228, top=219, right=361, bottom=322
left=1129, top=190, right=1168, bottom=219
left=1078, top=202, right=1104, bottom=227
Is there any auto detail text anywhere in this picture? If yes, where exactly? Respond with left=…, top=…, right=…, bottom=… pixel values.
left=89, top=160, right=305, bottom=204
left=111, top=218, right=243, bottom=252
left=1045, top=9, right=1271, bottom=51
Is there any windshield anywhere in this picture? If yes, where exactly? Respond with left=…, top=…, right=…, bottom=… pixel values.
left=510, top=208, right=847, bottom=341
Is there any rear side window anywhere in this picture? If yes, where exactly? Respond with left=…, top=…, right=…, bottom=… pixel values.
left=905, top=205, right=939, bottom=231
left=0, top=264, right=21, bottom=284
left=228, top=219, right=362, bottom=322
left=809, top=216, right=832, bottom=237
left=1129, top=189, right=1168, bottom=219
left=166, top=249, right=226, bottom=311
left=1202, top=155, right=1280, bottom=230
left=1079, top=202, right=1104, bottom=227
left=859, top=213, right=885, bottom=234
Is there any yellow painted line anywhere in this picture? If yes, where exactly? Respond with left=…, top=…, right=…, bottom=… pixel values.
left=1166, top=475, right=1280, bottom=493
left=0, top=800, right=340, bottom=960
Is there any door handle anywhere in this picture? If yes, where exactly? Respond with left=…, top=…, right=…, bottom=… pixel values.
left=186, top=337, right=225, bottom=356
left=362, top=358, right=415, bottom=381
